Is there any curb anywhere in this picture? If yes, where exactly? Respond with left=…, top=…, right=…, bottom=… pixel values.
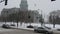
left=11, top=27, right=34, bottom=31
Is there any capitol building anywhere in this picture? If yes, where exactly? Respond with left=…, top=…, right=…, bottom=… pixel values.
left=1, top=0, right=40, bottom=23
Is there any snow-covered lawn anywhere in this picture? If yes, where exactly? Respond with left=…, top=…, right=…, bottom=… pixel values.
left=0, top=22, right=60, bottom=29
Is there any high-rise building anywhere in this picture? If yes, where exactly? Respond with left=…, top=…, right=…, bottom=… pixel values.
left=20, top=0, right=28, bottom=10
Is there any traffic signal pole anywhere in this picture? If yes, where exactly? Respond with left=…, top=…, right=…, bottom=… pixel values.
left=51, top=0, right=56, bottom=1
left=5, top=0, right=8, bottom=5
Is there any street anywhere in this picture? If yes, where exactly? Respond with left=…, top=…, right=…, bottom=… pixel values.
left=0, top=28, right=60, bottom=34
left=0, top=28, right=42, bottom=34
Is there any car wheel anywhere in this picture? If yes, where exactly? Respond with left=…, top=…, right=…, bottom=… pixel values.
left=34, top=30, right=37, bottom=33
left=48, top=32, right=53, bottom=34
left=45, top=32, right=53, bottom=34
left=45, top=32, right=49, bottom=34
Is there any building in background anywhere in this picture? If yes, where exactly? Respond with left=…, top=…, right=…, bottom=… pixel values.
left=1, top=0, right=40, bottom=23
left=1, top=7, right=20, bottom=17
left=20, top=0, right=28, bottom=11
left=49, top=10, right=60, bottom=24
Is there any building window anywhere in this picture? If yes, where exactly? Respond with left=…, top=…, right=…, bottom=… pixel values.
left=6, top=11, right=8, bottom=13
left=28, top=16, right=31, bottom=19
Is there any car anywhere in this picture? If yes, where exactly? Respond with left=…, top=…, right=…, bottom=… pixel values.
left=2, top=24, right=11, bottom=29
left=44, top=26, right=53, bottom=34
left=27, top=25, right=33, bottom=28
left=10, top=24, right=15, bottom=26
left=34, top=27, right=53, bottom=34
left=34, top=27, right=47, bottom=33
left=44, top=26, right=51, bottom=29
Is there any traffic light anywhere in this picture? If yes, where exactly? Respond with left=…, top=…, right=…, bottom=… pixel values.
left=51, top=0, right=55, bottom=1
left=5, top=0, right=8, bottom=5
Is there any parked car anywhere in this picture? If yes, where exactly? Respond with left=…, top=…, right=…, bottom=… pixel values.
left=34, top=27, right=53, bottom=34
left=34, top=27, right=46, bottom=33
left=27, top=25, right=33, bottom=28
left=2, top=24, right=11, bottom=29
left=44, top=26, right=53, bottom=34
left=10, top=24, right=15, bottom=26
left=44, top=26, right=51, bottom=29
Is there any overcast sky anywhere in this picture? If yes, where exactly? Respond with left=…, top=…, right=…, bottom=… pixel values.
left=0, top=0, right=60, bottom=21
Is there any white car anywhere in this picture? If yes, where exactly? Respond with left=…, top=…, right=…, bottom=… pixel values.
left=34, top=26, right=53, bottom=34
left=44, top=26, right=53, bottom=34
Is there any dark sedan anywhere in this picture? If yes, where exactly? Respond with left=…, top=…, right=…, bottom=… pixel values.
left=2, top=24, right=11, bottom=29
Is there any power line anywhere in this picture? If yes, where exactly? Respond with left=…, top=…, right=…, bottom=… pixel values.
left=0, top=0, right=5, bottom=3
left=0, top=0, right=8, bottom=6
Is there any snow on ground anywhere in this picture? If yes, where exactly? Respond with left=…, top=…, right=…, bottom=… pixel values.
left=0, top=22, right=60, bottom=29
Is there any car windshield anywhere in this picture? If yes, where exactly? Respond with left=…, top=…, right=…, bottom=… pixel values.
left=44, top=26, right=51, bottom=29
left=38, top=27, right=44, bottom=29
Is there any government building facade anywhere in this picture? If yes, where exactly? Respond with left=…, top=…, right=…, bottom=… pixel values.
left=1, top=0, right=40, bottom=23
